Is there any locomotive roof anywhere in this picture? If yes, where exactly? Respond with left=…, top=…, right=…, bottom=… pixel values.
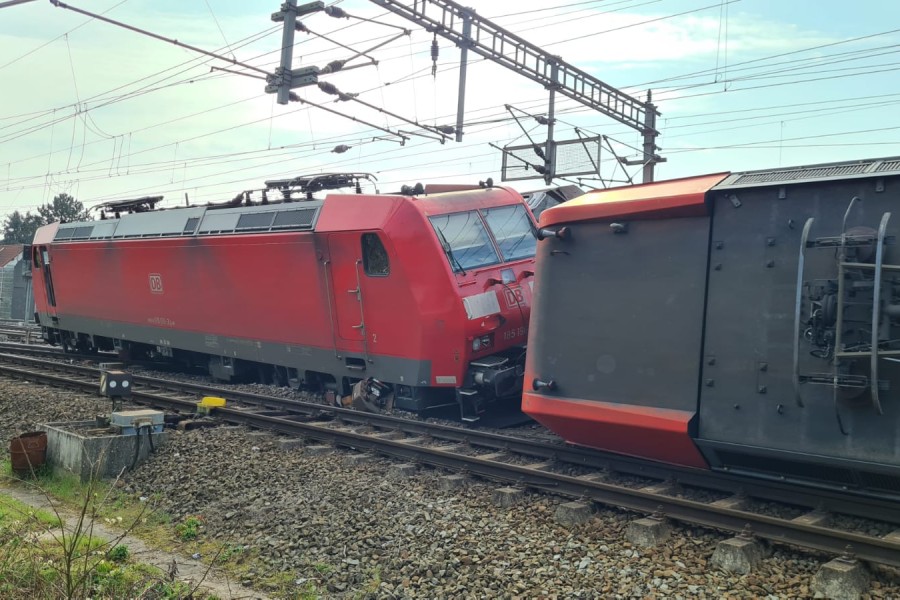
left=47, top=185, right=525, bottom=243
left=52, top=200, right=325, bottom=242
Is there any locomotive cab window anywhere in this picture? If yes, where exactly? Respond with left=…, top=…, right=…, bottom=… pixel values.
left=430, top=211, right=500, bottom=272
left=362, top=233, right=390, bottom=277
left=483, top=205, right=537, bottom=262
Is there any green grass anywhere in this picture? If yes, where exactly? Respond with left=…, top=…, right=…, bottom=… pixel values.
left=258, top=570, right=321, bottom=599
left=216, top=543, right=245, bottom=564
left=0, top=493, right=61, bottom=529
left=35, top=470, right=84, bottom=505
left=2, top=460, right=305, bottom=599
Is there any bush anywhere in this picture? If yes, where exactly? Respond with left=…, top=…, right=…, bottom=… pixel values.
left=107, top=544, right=129, bottom=562
left=175, top=515, right=204, bottom=541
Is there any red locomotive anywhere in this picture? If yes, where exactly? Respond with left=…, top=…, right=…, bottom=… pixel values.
left=525, top=156, right=900, bottom=496
left=31, top=174, right=538, bottom=420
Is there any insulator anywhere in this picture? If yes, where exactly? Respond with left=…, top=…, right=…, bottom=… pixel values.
left=294, top=21, right=309, bottom=33
left=332, top=145, right=352, bottom=154
left=322, top=60, right=344, bottom=74
left=535, top=115, right=549, bottom=125
left=431, top=34, right=439, bottom=77
left=318, top=81, right=339, bottom=96
left=436, top=125, right=455, bottom=135
left=261, top=190, right=269, bottom=205
left=288, top=92, right=300, bottom=102
left=324, top=6, right=347, bottom=18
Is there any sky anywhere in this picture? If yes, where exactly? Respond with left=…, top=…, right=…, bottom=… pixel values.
left=1, top=0, right=899, bottom=215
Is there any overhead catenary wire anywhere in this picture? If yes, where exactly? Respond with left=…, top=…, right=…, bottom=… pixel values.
left=49, top=0, right=271, bottom=76
left=8, top=77, right=900, bottom=199
left=203, top=0, right=236, bottom=61
left=0, top=24, right=282, bottom=141
left=8, top=50, right=900, bottom=188
left=0, top=0, right=131, bottom=72
left=3, top=0, right=896, bottom=206
left=3, top=1, right=884, bottom=150
left=623, top=26, right=900, bottom=91
left=0, top=17, right=416, bottom=147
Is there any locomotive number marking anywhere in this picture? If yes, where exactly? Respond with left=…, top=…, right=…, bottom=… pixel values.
left=149, top=273, right=164, bottom=294
left=503, top=286, right=524, bottom=309
left=503, top=326, right=526, bottom=341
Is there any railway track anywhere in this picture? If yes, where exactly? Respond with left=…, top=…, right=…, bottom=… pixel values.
left=2, top=350, right=900, bottom=568
left=0, top=325, right=40, bottom=344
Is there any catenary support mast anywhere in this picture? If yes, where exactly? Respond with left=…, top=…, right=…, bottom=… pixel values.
left=369, top=0, right=664, bottom=182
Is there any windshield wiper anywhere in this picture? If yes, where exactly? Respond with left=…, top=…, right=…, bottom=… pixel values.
left=435, top=226, right=467, bottom=275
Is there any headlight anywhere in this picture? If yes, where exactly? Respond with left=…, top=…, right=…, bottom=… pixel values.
left=472, top=335, right=493, bottom=352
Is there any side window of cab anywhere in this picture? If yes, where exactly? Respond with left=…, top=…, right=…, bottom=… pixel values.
left=362, top=232, right=390, bottom=277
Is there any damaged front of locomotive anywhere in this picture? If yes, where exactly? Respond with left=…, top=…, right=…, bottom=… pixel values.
left=417, top=186, right=538, bottom=421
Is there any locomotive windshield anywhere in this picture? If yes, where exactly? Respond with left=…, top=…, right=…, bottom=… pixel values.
left=430, top=205, right=537, bottom=272
left=482, top=205, right=537, bottom=261
left=430, top=211, right=500, bottom=271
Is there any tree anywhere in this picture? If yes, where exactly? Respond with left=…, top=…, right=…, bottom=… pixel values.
left=2, top=194, right=91, bottom=244
left=2, top=210, right=43, bottom=244
left=36, top=193, right=90, bottom=225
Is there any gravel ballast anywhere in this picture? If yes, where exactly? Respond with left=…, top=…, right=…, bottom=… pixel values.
left=3, top=376, right=900, bottom=598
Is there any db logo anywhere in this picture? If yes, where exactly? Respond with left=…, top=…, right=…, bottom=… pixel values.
left=148, top=273, right=164, bottom=294
left=503, top=286, right=524, bottom=308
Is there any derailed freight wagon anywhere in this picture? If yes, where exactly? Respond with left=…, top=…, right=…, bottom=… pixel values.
left=525, top=156, right=900, bottom=497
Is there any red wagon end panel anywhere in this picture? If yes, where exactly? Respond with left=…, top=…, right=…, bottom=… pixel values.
left=524, top=174, right=729, bottom=472
left=539, top=172, right=729, bottom=227
left=523, top=390, right=709, bottom=468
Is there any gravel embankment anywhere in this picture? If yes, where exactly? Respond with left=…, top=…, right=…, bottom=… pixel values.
left=3, top=375, right=900, bottom=599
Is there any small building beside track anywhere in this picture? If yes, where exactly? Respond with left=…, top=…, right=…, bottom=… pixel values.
left=0, top=244, right=33, bottom=321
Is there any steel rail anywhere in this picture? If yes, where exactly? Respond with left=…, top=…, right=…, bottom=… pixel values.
left=3, top=349, right=900, bottom=525
left=1, top=355, right=900, bottom=567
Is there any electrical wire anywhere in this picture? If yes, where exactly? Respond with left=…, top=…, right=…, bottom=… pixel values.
left=0, top=0, right=131, bottom=72
left=4, top=1, right=900, bottom=207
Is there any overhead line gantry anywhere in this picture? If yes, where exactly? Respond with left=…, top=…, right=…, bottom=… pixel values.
left=269, top=0, right=664, bottom=183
